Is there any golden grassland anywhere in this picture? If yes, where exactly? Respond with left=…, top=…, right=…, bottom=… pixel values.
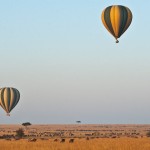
left=1, top=124, right=150, bottom=150
left=1, top=138, right=150, bottom=150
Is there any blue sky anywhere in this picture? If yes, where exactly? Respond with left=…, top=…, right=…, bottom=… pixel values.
left=0, top=0, right=150, bottom=124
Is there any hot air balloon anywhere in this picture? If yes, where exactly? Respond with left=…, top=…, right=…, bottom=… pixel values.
left=101, top=5, right=132, bottom=43
left=0, top=87, right=20, bottom=116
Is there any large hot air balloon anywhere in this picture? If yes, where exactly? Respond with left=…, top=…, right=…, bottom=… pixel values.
left=0, top=87, right=20, bottom=116
left=101, top=5, right=132, bottom=43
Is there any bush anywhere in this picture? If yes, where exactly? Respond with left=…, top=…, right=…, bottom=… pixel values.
left=146, top=131, right=150, bottom=137
left=16, top=128, right=25, bottom=138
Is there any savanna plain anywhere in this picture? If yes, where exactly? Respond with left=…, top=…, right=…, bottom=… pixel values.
left=1, top=124, right=150, bottom=150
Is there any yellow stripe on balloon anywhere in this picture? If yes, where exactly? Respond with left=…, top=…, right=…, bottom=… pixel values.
left=114, top=6, right=122, bottom=37
left=9, top=88, right=15, bottom=111
left=110, top=6, right=116, bottom=37
left=4, top=88, right=9, bottom=113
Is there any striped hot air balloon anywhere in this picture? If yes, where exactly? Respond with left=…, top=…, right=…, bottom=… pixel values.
left=101, top=5, right=133, bottom=43
left=0, top=87, right=20, bottom=116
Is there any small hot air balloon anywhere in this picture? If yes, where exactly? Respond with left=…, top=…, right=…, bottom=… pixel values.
left=101, top=5, right=133, bottom=43
left=0, top=87, right=20, bottom=116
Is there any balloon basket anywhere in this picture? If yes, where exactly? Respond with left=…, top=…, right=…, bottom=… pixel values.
left=116, top=40, right=119, bottom=43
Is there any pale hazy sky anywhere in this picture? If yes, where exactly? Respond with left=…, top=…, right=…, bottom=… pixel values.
left=0, top=0, right=150, bottom=124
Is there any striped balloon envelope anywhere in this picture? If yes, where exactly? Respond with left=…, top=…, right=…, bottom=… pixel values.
left=101, top=5, right=133, bottom=43
left=0, top=87, right=20, bottom=116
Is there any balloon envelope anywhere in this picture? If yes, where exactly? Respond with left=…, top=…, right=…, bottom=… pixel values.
left=101, top=5, right=132, bottom=43
left=0, top=87, right=20, bottom=116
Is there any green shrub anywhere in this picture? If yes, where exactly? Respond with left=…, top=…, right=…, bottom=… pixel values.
left=15, top=128, right=25, bottom=138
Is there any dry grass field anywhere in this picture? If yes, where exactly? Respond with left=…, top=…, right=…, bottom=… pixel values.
left=1, top=138, right=150, bottom=150
left=1, top=124, right=150, bottom=150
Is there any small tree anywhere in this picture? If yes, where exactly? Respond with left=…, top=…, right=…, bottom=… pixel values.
left=16, top=128, right=25, bottom=138
left=22, top=122, right=32, bottom=129
left=76, top=121, right=81, bottom=124
left=146, top=131, right=150, bottom=137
